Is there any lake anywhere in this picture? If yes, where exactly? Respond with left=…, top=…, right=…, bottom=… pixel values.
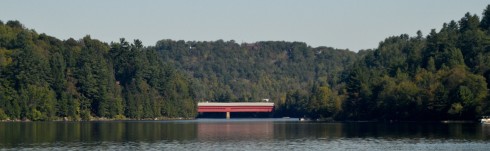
left=1, top=119, right=490, bottom=150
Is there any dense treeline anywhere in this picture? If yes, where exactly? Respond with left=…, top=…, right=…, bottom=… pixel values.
left=1, top=5, right=490, bottom=121
left=163, top=6, right=490, bottom=121
left=341, top=6, right=490, bottom=121
left=154, top=40, right=356, bottom=103
left=0, top=19, right=354, bottom=121
left=154, top=40, right=356, bottom=118
left=274, top=6, right=490, bottom=121
left=0, top=21, right=196, bottom=120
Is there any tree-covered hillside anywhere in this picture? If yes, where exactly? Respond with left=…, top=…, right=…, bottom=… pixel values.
left=0, top=20, right=356, bottom=121
left=153, top=40, right=357, bottom=119
left=0, top=21, right=196, bottom=120
left=153, top=40, right=357, bottom=103
left=341, top=5, right=490, bottom=120
left=1, top=5, right=490, bottom=121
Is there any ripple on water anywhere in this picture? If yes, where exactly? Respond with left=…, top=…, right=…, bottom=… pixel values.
left=1, top=121, right=490, bottom=150
left=4, top=138, right=489, bottom=151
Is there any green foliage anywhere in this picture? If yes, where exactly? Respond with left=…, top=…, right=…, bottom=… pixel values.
left=448, top=103, right=463, bottom=116
left=19, top=85, right=56, bottom=121
left=342, top=5, right=490, bottom=120
left=1, top=5, right=490, bottom=121
left=308, top=85, right=340, bottom=118
left=277, top=84, right=341, bottom=119
left=114, top=114, right=126, bottom=120
left=80, top=110, right=91, bottom=121
left=0, top=108, right=8, bottom=120
left=481, top=5, right=490, bottom=30
left=154, top=40, right=356, bottom=104
left=0, top=79, right=19, bottom=119
left=0, top=21, right=197, bottom=120
left=29, top=108, right=43, bottom=121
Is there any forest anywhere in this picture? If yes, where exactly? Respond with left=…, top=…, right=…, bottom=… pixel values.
left=1, top=5, right=490, bottom=121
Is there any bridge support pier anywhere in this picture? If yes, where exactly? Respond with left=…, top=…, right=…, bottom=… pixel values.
left=226, top=112, right=230, bottom=119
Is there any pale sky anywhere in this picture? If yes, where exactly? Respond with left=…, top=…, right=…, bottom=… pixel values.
left=1, top=0, right=488, bottom=51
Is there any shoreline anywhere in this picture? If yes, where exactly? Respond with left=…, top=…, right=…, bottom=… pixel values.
left=0, top=117, right=479, bottom=123
left=0, top=117, right=196, bottom=122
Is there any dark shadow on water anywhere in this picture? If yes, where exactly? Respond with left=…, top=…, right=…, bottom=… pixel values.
left=1, top=120, right=490, bottom=148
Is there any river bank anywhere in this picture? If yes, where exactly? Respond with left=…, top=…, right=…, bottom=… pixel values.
left=0, top=116, right=195, bottom=122
left=0, top=116, right=481, bottom=123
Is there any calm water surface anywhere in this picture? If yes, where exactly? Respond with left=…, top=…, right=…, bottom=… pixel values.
left=1, top=119, right=490, bottom=150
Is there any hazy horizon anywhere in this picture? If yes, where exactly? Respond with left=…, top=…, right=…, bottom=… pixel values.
left=1, top=0, right=489, bottom=51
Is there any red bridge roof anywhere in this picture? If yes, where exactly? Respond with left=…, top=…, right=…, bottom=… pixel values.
left=197, top=102, right=274, bottom=112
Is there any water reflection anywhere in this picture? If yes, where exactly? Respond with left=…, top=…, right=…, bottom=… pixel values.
left=0, top=120, right=489, bottom=149
left=482, top=124, right=490, bottom=138
left=0, top=121, right=198, bottom=147
left=197, top=122, right=274, bottom=141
